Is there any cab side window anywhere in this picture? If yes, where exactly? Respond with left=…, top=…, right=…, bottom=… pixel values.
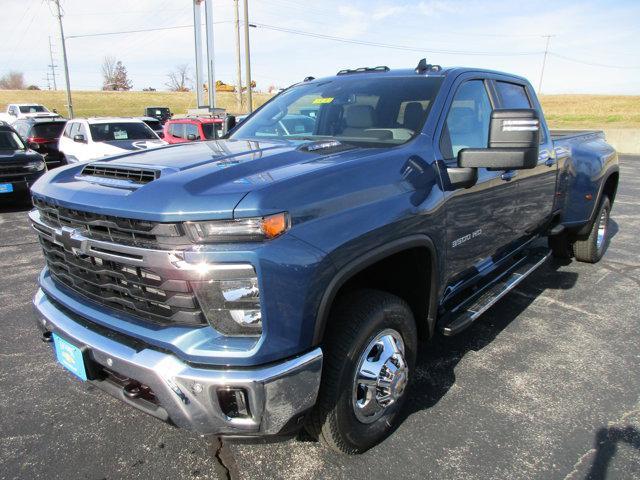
left=77, top=123, right=88, bottom=140
left=440, top=80, right=492, bottom=159
left=495, top=81, right=531, bottom=108
left=169, top=124, right=184, bottom=139
left=185, top=123, right=201, bottom=140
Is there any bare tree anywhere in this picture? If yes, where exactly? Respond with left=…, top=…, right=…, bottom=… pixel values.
left=113, top=61, right=132, bottom=91
left=166, top=64, right=191, bottom=92
left=0, top=71, right=26, bottom=90
left=101, top=56, right=117, bottom=91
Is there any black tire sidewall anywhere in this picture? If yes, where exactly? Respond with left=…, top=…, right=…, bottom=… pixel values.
left=329, top=294, right=417, bottom=452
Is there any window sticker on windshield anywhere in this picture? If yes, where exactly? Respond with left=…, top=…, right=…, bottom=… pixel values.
left=113, top=129, right=128, bottom=140
left=313, top=97, right=334, bottom=104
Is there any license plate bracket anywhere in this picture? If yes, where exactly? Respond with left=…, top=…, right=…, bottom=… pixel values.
left=52, top=333, right=95, bottom=381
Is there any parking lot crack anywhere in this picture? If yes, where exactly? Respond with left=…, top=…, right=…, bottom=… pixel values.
left=207, top=437, right=240, bottom=480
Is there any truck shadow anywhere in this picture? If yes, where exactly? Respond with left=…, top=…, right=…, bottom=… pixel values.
left=0, top=197, right=32, bottom=214
left=584, top=425, right=640, bottom=480
left=399, top=257, right=579, bottom=423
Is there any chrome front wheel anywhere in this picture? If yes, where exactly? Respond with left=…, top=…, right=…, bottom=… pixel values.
left=352, top=329, right=409, bottom=424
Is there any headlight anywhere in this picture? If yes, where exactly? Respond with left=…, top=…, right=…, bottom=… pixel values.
left=191, top=270, right=262, bottom=336
left=26, top=160, right=46, bottom=172
left=185, top=212, right=290, bottom=243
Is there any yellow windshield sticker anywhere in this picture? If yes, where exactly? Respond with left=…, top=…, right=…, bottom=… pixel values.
left=313, top=97, right=334, bottom=104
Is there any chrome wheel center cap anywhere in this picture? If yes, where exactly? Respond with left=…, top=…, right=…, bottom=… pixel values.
left=352, top=329, right=408, bottom=424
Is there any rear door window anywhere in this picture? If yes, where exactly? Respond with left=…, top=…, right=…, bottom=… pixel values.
left=495, top=81, right=531, bottom=109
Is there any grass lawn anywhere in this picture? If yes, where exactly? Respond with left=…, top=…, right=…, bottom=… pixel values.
left=1, top=90, right=638, bottom=130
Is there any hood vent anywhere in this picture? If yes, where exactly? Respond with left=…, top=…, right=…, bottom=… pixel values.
left=81, top=164, right=160, bottom=185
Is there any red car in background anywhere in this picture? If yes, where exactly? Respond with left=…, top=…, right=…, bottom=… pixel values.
left=163, top=117, right=224, bottom=144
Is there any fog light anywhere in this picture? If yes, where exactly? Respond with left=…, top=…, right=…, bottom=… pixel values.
left=218, top=388, right=250, bottom=419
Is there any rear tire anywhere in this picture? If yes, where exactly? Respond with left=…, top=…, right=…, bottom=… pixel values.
left=574, top=196, right=611, bottom=263
left=305, top=289, right=417, bottom=454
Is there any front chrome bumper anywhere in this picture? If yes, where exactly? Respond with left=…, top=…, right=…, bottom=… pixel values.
left=33, top=288, right=323, bottom=436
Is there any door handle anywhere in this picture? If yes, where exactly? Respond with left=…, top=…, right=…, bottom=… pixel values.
left=501, top=171, right=517, bottom=181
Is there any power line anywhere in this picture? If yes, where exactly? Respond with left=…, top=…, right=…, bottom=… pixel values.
left=548, top=52, right=640, bottom=70
left=251, top=23, right=543, bottom=56
left=66, top=21, right=232, bottom=40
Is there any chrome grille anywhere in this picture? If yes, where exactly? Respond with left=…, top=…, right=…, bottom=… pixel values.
left=81, top=164, right=159, bottom=184
left=33, top=197, right=187, bottom=249
left=39, top=235, right=206, bottom=326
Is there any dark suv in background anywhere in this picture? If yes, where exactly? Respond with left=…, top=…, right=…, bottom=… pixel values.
left=13, top=118, right=67, bottom=169
left=0, top=123, right=46, bottom=201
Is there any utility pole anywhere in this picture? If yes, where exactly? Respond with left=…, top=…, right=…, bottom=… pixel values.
left=43, top=73, right=51, bottom=91
left=48, top=36, right=58, bottom=90
left=51, top=0, right=73, bottom=117
left=538, top=34, right=553, bottom=94
left=233, top=0, right=243, bottom=110
left=243, top=0, right=253, bottom=112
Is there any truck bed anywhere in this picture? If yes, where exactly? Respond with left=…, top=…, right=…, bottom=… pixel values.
left=550, top=129, right=603, bottom=141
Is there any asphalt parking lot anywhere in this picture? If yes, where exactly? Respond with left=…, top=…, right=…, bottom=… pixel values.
left=1, top=155, right=639, bottom=480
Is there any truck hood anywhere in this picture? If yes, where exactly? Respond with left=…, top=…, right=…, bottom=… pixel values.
left=30, top=138, right=374, bottom=222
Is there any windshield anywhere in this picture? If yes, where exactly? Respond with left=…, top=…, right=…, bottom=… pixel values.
left=231, top=76, right=443, bottom=147
left=89, top=122, right=158, bottom=142
left=32, top=122, right=66, bottom=139
left=19, top=105, right=48, bottom=113
left=0, top=131, right=25, bottom=150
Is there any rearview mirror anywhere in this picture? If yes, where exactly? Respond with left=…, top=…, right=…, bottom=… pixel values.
left=73, top=134, right=86, bottom=143
left=458, top=109, right=540, bottom=170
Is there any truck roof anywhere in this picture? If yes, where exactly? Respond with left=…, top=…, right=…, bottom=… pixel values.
left=305, top=63, right=530, bottom=86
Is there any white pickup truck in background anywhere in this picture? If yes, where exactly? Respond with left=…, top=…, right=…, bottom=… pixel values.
left=0, top=104, right=61, bottom=124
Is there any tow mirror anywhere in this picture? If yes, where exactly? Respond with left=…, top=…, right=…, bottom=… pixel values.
left=73, top=134, right=86, bottom=143
left=225, top=115, right=237, bottom=134
left=458, top=109, right=540, bottom=170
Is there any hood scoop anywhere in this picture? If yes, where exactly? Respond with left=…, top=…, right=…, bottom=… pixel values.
left=78, top=163, right=160, bottom=189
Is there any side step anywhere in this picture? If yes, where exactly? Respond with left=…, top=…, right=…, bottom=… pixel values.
left=441, top=250, right=551, bottom=336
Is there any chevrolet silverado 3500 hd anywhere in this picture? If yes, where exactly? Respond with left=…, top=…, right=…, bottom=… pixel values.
left=30, top=60, right=618, bottom=454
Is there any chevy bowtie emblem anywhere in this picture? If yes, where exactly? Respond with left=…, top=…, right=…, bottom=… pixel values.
left=53, top=227, right=84, bottom=255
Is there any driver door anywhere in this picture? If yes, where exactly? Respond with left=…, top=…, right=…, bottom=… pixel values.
left=438, top=79, right=521, bottom=285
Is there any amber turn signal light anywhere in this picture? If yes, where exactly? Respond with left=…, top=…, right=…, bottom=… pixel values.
left=261, top=212, right=290, bottom=239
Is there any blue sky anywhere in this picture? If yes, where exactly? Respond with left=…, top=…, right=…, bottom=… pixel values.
left=2, top=0, right=639, bottom=94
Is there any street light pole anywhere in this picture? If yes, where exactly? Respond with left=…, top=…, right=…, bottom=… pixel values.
left=233, top=0, right=243, bottom=110
left=204, top=0, right=216, bottom=111
left=243, top=0, right=253, bottom=112
left=52, top=0, right=73, bottom=117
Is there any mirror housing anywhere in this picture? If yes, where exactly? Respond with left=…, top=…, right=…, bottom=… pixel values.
left=73, top=134, right=86, bottom=143
left=225, top=115, right=237, bottom=134
left=458, top=109, right=540, bottom=170
left=186, top=133, right=197, bottom=141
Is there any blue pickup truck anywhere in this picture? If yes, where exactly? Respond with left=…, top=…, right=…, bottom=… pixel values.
left=29, top=60, right=619, bottom=454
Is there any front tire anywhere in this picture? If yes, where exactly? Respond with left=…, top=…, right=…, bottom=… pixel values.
left=306, top=290, right=417, bottom=454
left=574, top=196, right=611, bottom=263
